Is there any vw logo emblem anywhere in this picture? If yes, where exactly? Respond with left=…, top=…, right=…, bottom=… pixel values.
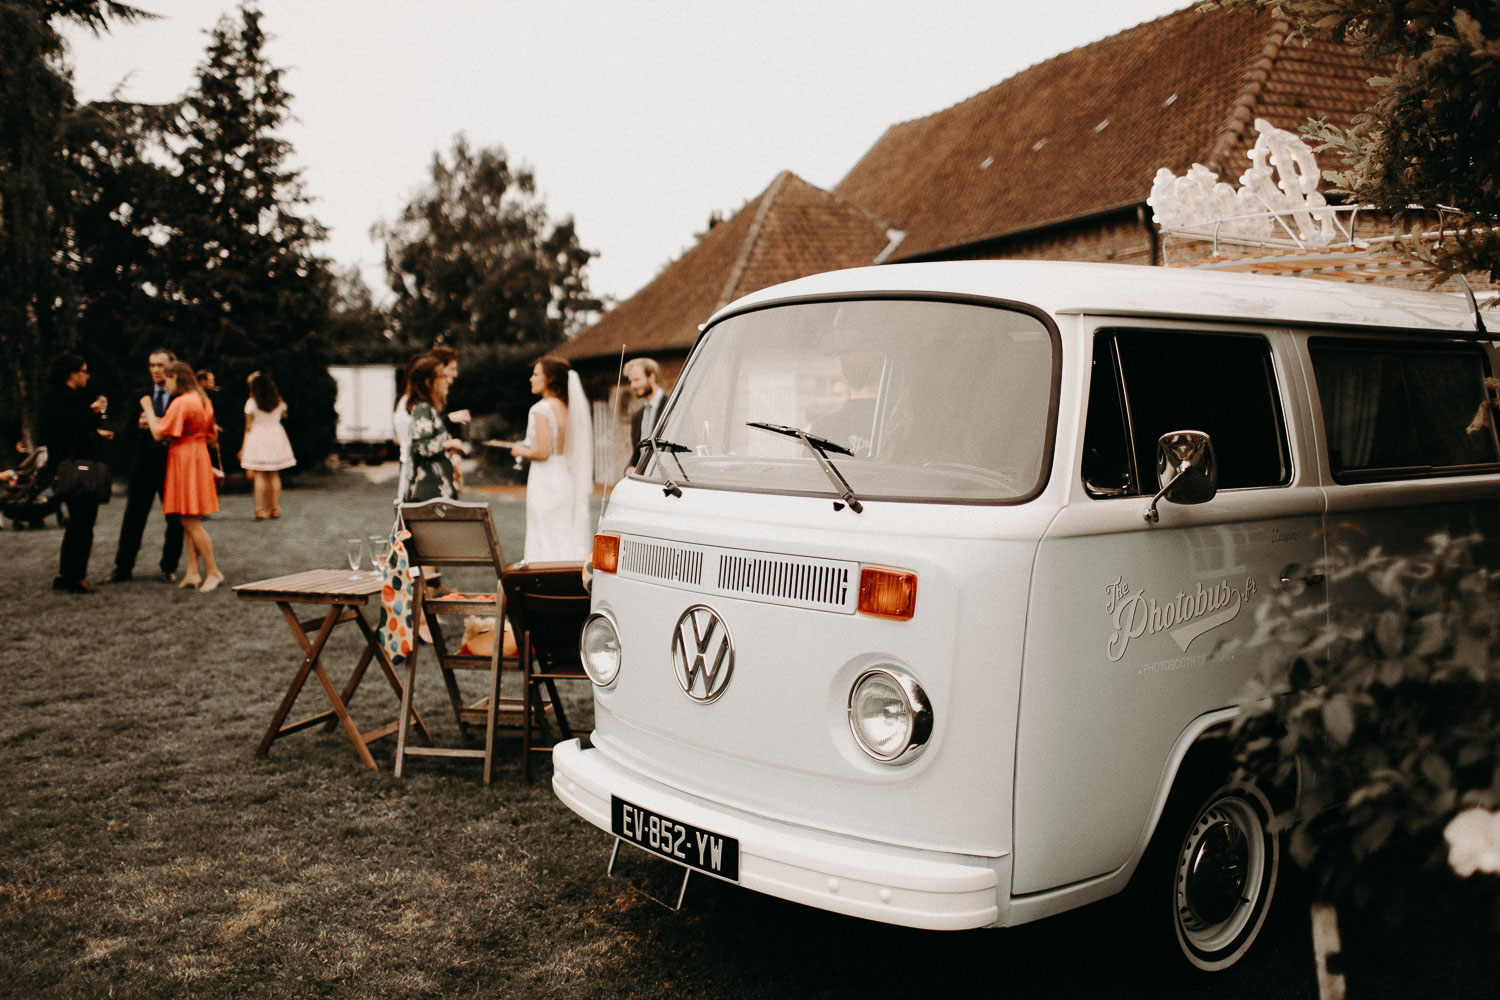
left=671, top=605, right=734, bottom=703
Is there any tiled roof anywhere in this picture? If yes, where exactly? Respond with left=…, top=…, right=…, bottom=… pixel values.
left=556, top=172, right=888, bottom=362
left=835, top=5, right=1382, bottom=259
left=565, top=4, right=1391, bottom=362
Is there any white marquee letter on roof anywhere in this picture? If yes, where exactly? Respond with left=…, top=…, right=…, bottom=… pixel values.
left=1148, top=118, right=1345, bottom=249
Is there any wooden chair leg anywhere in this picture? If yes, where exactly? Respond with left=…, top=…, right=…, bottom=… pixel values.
left=426, top=612, right=468, bottom=734
left=394, top=653, right=419, bottom=778
left=522, top=640, right=534, bottom=783
left=482, top=642, right=501, bottom=785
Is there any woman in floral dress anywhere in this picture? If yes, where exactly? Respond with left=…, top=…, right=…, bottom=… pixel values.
left=402, top=356, right=461, bottom=502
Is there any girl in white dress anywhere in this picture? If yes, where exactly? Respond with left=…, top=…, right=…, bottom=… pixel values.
left=239, top=371, right=296, bottom=519
left=510, top=357, right=593, bottom=562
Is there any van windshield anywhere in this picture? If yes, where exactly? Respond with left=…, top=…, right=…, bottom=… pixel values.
left=638, top=298, right=1057, bottom=503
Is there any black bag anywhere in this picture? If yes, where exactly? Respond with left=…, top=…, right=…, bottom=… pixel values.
left=53, top=458, right=111, bottom=504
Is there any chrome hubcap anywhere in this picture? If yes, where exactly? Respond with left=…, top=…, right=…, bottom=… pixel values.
left=1173, top=793, right=1268, bottom=955
left=1183, top=809, right=1250, bottom=926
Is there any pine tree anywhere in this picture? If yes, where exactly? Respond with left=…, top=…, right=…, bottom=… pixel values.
left=162, top=2, right=336, bottom=468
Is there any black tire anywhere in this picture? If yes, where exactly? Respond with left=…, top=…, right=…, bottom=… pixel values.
left=1132, top=780, right=1280, bottom=973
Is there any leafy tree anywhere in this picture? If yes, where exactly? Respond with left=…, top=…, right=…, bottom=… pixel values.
left=1204, top=1, right=1500, bottom=283
left=42, top=0, right=150, bottom=30
left=0, top=1, right=73, bottom=449
left=376, top=134, right=599, bottom=354
left=0, top=0, right=150, bottom=448
left=323, top=265, right=396, bottom=364
left=158, top=3, right=336, bottom=470
left=60, top=98, right=181, bottom=415
left=1232, top=533, right=1500, bottom=906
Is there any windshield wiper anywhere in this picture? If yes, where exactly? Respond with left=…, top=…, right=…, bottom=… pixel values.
left=747, top=421, right=863, bottom=513
left=643, top=437, right=690, bottom=497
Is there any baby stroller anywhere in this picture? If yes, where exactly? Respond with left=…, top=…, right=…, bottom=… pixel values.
left=1, top=446, right=66, bottom=530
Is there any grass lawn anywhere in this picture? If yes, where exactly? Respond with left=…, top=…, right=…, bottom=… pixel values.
left=0, top=468, right=1495, bottom=999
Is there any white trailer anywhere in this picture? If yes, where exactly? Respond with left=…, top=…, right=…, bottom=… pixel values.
left=328, top=364, right=397, bottom=464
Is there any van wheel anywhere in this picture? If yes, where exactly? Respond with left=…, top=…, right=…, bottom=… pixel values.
left=1135, top=780, right=1279, bottom=973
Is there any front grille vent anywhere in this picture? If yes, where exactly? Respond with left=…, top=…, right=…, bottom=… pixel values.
left=718, top=555, right=850, bottom=607
left=620, top=539, right=703, bottom=586
left=616, top=536, right=857, bottom=613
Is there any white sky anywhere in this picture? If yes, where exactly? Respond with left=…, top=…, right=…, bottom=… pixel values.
left=61, top=0, right=1190, bottom=307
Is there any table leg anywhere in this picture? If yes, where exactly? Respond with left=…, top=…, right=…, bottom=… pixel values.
left=352, top=606, right=430, bottom=741
left=309, top=658, right=379, bottom=770
left=321, top=632, right=376, bottom=733
left=257, top=604, right=342, bottom=757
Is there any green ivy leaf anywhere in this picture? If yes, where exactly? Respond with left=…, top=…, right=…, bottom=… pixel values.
left=1375, top=610, right=1403, bottom=656
left=1323, top=695, right=1357, bottom=746
left=1413, top=612, right=1448, bottom=657
left=1353, top=810, right=1399, bottom=861
left=1419, top=753, right=1453, bottom=790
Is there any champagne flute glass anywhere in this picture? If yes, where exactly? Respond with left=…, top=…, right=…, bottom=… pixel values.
left=368, top=534, right=390, bottom=572
left=345, top=537, right=365, bottom=579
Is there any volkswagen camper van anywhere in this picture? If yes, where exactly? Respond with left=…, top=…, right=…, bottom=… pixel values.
left=553, top=260, right=1500, bottom=971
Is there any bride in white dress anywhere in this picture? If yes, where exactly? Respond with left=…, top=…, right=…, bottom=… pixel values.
left=510, top=357, right=594, bottom=562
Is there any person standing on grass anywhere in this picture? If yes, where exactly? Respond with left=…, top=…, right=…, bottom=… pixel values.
left=239, top=371, right=296, bottom=519
left=196, top=368, right=227, bottom=480
left=402, top=356, right=463, bottom=502
left=40, top=352, right=113, bottom=594
left=141, top=362, right=224, bottom=592
left=510, top=356, right=594, bottom=562
left=392, top=351, right=425, bottom=500
left=108, top=347, right=184, bottom=584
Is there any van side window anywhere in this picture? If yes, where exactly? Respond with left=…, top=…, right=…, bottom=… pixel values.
left=1082, top=330, right=1290, bottom=495
left=1082, top=336, right=1133, bottom=496
left=1309, top=340, right=1500, bottom=482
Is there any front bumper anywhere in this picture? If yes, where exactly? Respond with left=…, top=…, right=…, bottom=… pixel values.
left=552, top=739, right=1002, bottom=930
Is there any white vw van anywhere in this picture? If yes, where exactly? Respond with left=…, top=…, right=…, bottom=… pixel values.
left=552, top=260, right=1500, bottom=971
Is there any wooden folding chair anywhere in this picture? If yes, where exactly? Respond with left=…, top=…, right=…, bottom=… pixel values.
left=395, top=498, right=519, bottom=784
left=501, top=561, right=593, bottom=782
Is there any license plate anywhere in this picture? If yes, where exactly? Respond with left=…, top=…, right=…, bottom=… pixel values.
left=611, top=796, right=740, bottom=881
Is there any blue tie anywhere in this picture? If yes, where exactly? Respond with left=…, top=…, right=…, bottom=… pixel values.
left=154, top=387, right=167, bottom=416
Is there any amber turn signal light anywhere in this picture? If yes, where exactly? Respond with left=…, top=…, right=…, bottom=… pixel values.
left=858, top=566, right=917, bottom=620
left=592, top=534, right=620, bottom=574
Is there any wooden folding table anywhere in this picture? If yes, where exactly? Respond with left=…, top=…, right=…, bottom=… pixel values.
left=235, top=568, right=432, bottom=770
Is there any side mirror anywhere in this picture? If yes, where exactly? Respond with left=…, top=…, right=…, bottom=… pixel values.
left=1145, top=430, right=1217, bottom=523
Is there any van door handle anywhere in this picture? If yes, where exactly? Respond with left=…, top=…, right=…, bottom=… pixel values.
left=1280, top=563, right=1325, bottom=587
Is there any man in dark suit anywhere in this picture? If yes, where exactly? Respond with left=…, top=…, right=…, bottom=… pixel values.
left=625, top=357, right=666, bottom=471
left=107, top=347, right=183, bottom=583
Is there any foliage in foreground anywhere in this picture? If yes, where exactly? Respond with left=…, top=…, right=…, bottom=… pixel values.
left=1203, top=0, right=1500, bottom=284
left=1233, top=532, right=1500, bottom=903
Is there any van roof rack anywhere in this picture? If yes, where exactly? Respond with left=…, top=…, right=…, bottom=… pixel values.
left=1148, top=118, right=1493, bottom=337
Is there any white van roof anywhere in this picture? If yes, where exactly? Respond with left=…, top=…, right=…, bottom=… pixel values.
left=711, top=260, right=1481, bottom=335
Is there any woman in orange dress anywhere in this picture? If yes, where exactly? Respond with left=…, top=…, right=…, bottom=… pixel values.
left=141, top=362, right=224, bottom=591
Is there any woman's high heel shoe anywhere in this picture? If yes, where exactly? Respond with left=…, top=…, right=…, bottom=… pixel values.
left=200, top=573, right=225, bottom=593
left=179, top=575, right=202, bottom=589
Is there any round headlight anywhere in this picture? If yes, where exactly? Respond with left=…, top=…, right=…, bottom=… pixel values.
left=579, top=612, right=621, bottom=687
left=847, top=667, right=933, bottom=763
